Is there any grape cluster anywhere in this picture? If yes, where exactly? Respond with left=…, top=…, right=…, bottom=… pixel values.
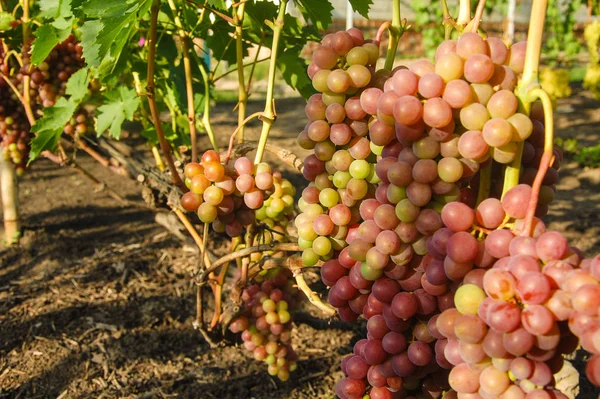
left=0, top=46, right=30, bottom=173
left=63, top=108, right=93, bottom=136
left=296, top=25, right=598, bottom=399
left=430, top=185, right=587, bottom=397
left=0, top=35, right=88, bottom=173
left=180, top=151, right=295, bottom=238
left=229, top=270, right=298, bottom=381
left=26, top=35, right=85, bottom=108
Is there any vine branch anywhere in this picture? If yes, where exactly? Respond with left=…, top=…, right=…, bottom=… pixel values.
left=146, top=2, right=185, bottom=189
left=167, top=0, right=199, bottom=162
left=253, top=0, right=288, bottom=164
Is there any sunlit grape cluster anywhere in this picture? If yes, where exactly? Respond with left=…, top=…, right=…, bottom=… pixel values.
left=180, top=151, right=295, bottom=238
left=229, top=270, right=299, bottom=381
left=295, top=23, right=599, bottom=398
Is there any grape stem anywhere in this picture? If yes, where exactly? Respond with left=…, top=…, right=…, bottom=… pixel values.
left=172, top=208, right=213, bottom=268
left=212, top=56, right=270, bottom=83
left=197, top=242, right=301, bottom=284
left=440, top=0, right=455, bottom=39
left=457, top=0, right=471, bottom=26
left=375, top=21, right=392, bottom=44
left=519, top=88, right=554, bottom=237
left=287, top=255, right=336, bottom=317
left=208, top=261, right=229, bottom=330
left=191, top=52, right=220, bottom=153
left=504, top=0, right=549, bottom=197
left=253, top=0, right=288, bottom=165
left=146, top=2, right=185, bottom=190
left=501, top=141, right=524, bottom=197
left=383, top=0, right=403, bottom=71
left=470, top=0, right=487, bottom=33
left=476, top=160, right=491, bottom=207
left=166, top=0, right=199, bottom=162
left=195, top=222, right=210, bottom=331
left=234, top=2, right=247, bottom=145
left=224, top=111, right=265, bottom=163
left=225, top=141, right=304, bottom=173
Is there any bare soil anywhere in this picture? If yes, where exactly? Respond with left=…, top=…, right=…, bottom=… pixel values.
left=1, top=89, right=600, bottom=399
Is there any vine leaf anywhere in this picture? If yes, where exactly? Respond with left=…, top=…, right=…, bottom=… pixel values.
left=65, top=67, right=91, bottom=102
left=95, top=87, right=140, bottom=139
left=29, top=68, right=91, bottom=162
left=29, top=97, right=77, bottom=163
left=79, top=0, right=153, bottom=76
left=0, top=12, right=15, bottom=31
left=294, top=0, right=333, bottom=30
left=276, top=47, right=314, bottom=99
left=206, top=0, right=226, bottom=9
left=348, top=0, right=374, bottom=19
left=30, top=0, right=74, bottom=65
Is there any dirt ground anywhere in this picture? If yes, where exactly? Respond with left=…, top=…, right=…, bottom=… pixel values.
left=1, top=87, right=600, bottom=399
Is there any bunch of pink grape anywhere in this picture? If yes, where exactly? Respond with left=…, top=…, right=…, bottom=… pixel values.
left=229, top=270, right=299, bottom=381
left=180, top=151, right=294, bottom=238
left=429, top=186, right=589, bottom=397
left=296, top=24, right=600, bottom=399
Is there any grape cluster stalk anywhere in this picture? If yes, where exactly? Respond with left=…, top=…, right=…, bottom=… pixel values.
left=294, top=24, right=600, bottom=399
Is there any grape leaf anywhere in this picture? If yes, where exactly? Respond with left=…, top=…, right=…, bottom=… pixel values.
left=29, top=97, right=78, bottom=163
left=207, top=19, right=247, bottom=64
left=38, top=0, right=72, bottom=19
left=79, top=0, right=152, bottom=75
left=348, top=0, right=373, bottom=19
left=276, top=47, right=314, bottom=99
left=95, top=87, right=140, bottom=138
left=0, top=12, right=14, bottom=31
left=30, top=23, right=72, bottom=66
left=294, top=0, right=333, bottom=30
left=65, top=67, right=90, bottom=102
left=206, top=0, right=226, bottom=9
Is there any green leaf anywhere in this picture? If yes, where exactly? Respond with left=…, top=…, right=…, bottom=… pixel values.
left=79, top=0, right=152, bottom=75
left=348, top=0, right=373, bottom=19
left=30, top=23, right=72, bottom=66
left=207, top=19, right=245, bottom=64
left=29, top=130, right=63, bottom=163
left=276, top=47, right=314, bottom=99
left=38, top=0, right=73, bottom=19
left=95, top=87, right=140, bottom=138
left=65, top=67, right=90, bottom=102
left=294, top=0, right=333, bottom=30
left=29, top=97, right=78, bottom=162
left=0, top=12, right=15, bottom=31
left=206, top=0, right=226, bottom=9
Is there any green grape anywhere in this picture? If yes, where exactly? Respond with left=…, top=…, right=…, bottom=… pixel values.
left=387, top=185, right=407, bottom=204
left=302, top=248, right=319, bottom=266
left=312, top=236, right=332, bottom=256
left=395, top=199, right=420, bottom=222
left=319, top=187, right=339, bottom=208
left=370, top=141, right=384, bottom=155
left=455, top=284, right=486, bottom=315
left=366, top=165, right=381, bottom=184
left=333, top=171, right=352, bottom=188
left=361, top=263, right=383, bottom=281
left=349, top=159, right=371, bottom=179
left=298, top=237, right=313, bottom=250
